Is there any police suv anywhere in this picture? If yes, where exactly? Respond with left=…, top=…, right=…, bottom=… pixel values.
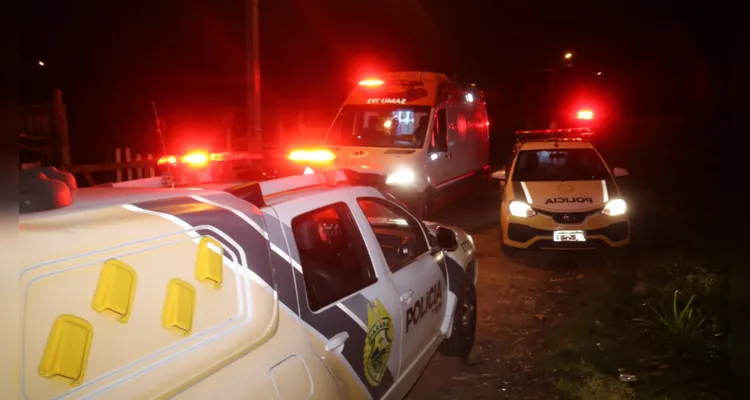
left=491, top=128, right=630, bottom=251
left=14, top=166, right=478, bottom=399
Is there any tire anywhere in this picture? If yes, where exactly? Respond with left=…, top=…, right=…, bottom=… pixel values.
left=439, top=273, right=477, bottom=362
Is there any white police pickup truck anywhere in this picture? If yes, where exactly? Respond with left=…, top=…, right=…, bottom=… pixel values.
left=12, top=167, right=478, bottom=399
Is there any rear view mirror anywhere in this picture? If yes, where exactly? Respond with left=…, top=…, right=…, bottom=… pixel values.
left=435, top=226, right=458, bottom=251
left=491, top=169, right=506, bottom=180
left=613, top=167, right=628, bottom=177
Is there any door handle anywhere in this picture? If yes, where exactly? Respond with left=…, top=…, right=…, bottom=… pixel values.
left=325, top=331, right=349, bottom=352
left=400, top=290, right=414, bottom=302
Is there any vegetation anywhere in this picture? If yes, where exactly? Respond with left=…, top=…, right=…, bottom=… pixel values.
left=537, top=188, right=730, bottom=399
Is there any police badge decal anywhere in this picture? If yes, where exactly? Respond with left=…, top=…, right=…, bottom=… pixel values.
left=363, top=298, right=394, bottom=387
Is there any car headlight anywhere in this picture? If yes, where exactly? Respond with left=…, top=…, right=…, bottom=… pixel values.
left=509, top=200, right=536, bottom=217
left=602, top=199, right=627, bottom=216
left=386, top=169, right=415, bottom=186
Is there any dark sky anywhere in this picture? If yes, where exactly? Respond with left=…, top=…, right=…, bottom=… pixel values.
left=20, top=0, right=736, bottom=164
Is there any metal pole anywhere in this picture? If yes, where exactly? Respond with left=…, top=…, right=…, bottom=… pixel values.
left=53, top=89, right=71, bottom=169
left=545, top=68, right=556, bottom=127
left=246, top=0, right=262, bottom=150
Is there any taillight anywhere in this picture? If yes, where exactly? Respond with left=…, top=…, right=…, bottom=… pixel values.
left=288, top=149, right=336, bottom=163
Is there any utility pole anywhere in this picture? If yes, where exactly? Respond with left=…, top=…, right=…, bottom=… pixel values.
left=245, top=0, right=262, bottom=150
left=543, top=68, right=556, bottom=127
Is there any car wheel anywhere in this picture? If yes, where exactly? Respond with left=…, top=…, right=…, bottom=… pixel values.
left=439, top=273, right=477, bottom=363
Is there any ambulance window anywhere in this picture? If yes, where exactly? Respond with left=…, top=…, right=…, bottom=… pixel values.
left=292, top=202, right=377, bottom=311
left=431, top=108, right=448, bottom=152
left=357, top=198, right=429, bottom=273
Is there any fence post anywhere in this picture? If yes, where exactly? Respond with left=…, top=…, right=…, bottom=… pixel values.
left=135, top=154, right=143, bottom=179
left=53, top=89, right=72, bottom=169
left=125, top=148, right=133, bottom=181
left=147, top=154, right=155, bottom=177
left=115, top=148, right=122, bottom=182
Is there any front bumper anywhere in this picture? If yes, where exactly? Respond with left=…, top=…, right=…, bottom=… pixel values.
left=381, top=185, right=425, bottom=212
left=501, top=209, right=630, bottom=250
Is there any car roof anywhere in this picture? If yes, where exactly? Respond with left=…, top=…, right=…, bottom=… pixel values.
left=19, top=179, right=379, bottom=222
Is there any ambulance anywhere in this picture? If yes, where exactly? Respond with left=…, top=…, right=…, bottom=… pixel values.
left=289, top=71, right=491, bottom=218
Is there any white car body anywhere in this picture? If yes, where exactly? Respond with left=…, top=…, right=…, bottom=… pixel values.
left=10, top=170, right=477, bottom=399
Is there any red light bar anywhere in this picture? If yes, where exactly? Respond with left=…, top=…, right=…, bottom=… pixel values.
left=576, top=110, right=594, bottom=120
left=358, top=79, right=384, bottom=87
left=288, top=149, right=336, bottom=163
left=157, top=155, right=177, bottom=165
left=515, top=127, right=593, bottom=141
left=516, top=128, right=592, bottom=135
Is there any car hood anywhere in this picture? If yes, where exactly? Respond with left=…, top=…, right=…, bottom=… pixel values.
left=518, top=179, right=611, bottom=211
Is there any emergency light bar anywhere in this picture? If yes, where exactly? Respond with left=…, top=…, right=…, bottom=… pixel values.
left=359, top=79, right=384, bottom=87
left=515, top=127, right=593, bottom=142
left=516, top=128, right=594, bottom=140
left=227, top=169, right=384, bottom=208
left=357, top=78, right=424, bottom=88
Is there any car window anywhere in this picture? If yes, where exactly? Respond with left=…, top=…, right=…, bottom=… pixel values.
left=292, top=202, right=377, bottom=312
left=358, top=198, right=430, bottom=272
left=512, top=148, right=609, bottom=181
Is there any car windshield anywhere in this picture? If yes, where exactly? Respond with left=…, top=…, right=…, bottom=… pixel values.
left=325, top=104, right=432, bottom=149
left=512, top=148, right=609, bottom=181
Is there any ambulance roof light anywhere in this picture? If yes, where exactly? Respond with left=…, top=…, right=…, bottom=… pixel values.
left=358, top=79, right=384, bottom=87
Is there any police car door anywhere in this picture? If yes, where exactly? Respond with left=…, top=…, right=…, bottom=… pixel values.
left=353, top=196, right=446, bottom=381
left=272, top=195, right=404, bottom=400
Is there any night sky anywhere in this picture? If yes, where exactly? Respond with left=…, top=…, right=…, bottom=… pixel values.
left=20, top=0, right=737, bottom=168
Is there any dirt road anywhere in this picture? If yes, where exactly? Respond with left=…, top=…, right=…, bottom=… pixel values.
left=405, top=190, right=579, bottom=399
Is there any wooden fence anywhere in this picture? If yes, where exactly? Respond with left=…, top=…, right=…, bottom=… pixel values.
left=65, top=147, right=158, bottom=187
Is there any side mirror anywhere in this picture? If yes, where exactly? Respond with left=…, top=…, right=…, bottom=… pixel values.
left=435, top=226, right=458, bottom=251
left=491, top=169, right=507, bottom=180
left=613, top=167, right=629, bottom=177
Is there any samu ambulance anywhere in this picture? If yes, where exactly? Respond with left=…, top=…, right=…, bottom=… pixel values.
left=492, top=128, right=631, bottom=252
left=288, top=71, right=491, bottom=218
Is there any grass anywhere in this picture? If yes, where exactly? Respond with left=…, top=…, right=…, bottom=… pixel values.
left=633, top=290, right=707, bottom=347
left=536, top=238, right=730, bottom=400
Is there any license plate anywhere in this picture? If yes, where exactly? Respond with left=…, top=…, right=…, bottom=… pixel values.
left=553, top=230, right=586, bottom=242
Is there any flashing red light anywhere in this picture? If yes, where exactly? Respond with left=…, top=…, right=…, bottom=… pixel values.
left=358, top=78, right=384, bottom=87
left=157, top=155, right=177, bottom=165
left=576, top=110, right=594, bottom=120
left=180, top=151, right=209, bottom=166
left=288, top=149, right=336, bottom=163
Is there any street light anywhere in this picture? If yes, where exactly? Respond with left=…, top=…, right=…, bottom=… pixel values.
left=38, top=60, right=45, bottom=66
left=597, top=71, right=602, bottom=76
left=563, top=52, right=573, bottom=60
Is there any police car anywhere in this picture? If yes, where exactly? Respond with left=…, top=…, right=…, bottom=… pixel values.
left=491, top=128, right=630, bottom=252
left=14, top=166, right=478, bottom=399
